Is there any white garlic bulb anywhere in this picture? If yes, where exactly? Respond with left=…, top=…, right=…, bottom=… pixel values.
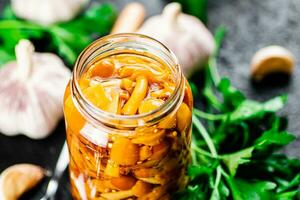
left=138, top=3, right=215, bottom=77
left=11, top=0, right=89, bottom=25
left=0, top=40, right=71, bottom=139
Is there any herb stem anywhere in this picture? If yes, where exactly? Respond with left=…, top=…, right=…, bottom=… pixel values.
left=213, top=26, right=227, bottom=56
left=220, top=169, right=241, bottom=200
left=0, top=20, right=45, bottom=31
left=207, top=26, right=226, bottom=86
left=192, top=114, right=218, bottom=157
left=192, top=143, right=217, bottom=158
left=203, top=87, right=223, bottom=111
left=192, top=114, right=223, bottom=199
left=210, top=166, right=222, bottom=200
left=194, top=108, right=225, bottom=121
left=208, top=56, right=220, bottom=86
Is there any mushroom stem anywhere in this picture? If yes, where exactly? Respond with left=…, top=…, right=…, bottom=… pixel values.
left=162, top=2, right=181, bottom=28
left=15, top=39, right=34, bottom=80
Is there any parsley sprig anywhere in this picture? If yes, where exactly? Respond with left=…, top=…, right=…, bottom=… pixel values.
left=176, top=27, right=300, bottom=200
left=0, top=3, right=117, bottom=66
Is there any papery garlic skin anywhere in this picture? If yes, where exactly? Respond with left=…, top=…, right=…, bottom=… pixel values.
left=138, top=3, right=215, bottom=77
left=11, top=0, right=89, bottom=25
left=0, top=40, right=71, bottom=139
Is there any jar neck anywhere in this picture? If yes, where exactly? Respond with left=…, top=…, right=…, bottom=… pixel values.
left=71, top=33, right=184, bottom=129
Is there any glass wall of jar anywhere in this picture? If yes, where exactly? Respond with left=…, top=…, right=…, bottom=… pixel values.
left=63, top=34, right=193, bottom=200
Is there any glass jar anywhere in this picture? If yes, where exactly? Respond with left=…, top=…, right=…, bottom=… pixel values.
left=63, top=33, right=193, bottom=200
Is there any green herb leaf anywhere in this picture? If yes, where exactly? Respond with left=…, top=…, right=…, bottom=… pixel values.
left=189, top=82, right=200, bottom=99
left=1, top=5, right=16, bottom=19
left=180, top=26, right=299, bottom=200
left=225, top=177, right=276, bottom=200
left=174, top=0, right=207, bottom=23
left=175, top=185, right=206, bottom=200
left=275, top=190, right=300, bottom=200
left=188, top=160, right=219, bottom=178
left=218, top=180, right=230, bottom=198
left=49, top=26, right=91, bottom=64
left=203, top=87, right=223, bottom=111
left=221, top=147, right=254, bottom=176
left=264, top=94, right=288, bottom=112
left=0, top=3, right=117, bottom=66
left=230, top=95, right=287, bottom=122
left=277, top=173, right=300, bottom=193
left=50, top=3, right=117, bottom=64
left=255, top=130, right=295, bottom=147
left=263, top=154, right=300, bottom=178
left=0, top=49, right=15, bottom=65
left=217, top=78, right=245, bottom=109
left=0, top=20, right=45, bottom=66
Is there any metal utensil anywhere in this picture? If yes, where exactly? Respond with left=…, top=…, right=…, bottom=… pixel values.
left=40, top=142, right=69, bottom=200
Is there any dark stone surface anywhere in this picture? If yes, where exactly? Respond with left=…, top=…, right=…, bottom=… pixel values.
left=0, top=0, right=299, bottom=199
left=208, top=0, right=300, bottom=157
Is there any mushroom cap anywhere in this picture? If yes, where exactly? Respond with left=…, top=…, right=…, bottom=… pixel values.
left=250, top=45, right=295, bottom=81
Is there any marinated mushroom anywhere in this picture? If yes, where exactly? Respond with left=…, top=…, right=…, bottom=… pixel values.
left=64, top=52, right=193, bottom=199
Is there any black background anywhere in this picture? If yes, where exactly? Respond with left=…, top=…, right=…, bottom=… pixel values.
left=0, top=0, right=299, bottom=199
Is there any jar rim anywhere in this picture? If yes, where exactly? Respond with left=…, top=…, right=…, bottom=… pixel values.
left=71, top=33, right=184, bottom=127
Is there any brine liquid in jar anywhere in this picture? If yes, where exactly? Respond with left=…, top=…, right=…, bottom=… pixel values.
left=63, top=34, right=193, bottom=200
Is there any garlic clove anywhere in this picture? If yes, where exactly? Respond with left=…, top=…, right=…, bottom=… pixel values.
left=250, top=45, right=295, bottom=81
left=0, top=40, right=71, bottom=139
left=0, top=164, right=45, bottom=200
left=138, top=2, right=215, bottom=77
left=11, top=0, right=89, bottom=25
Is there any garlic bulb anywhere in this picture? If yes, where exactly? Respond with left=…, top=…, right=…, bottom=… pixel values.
left=0, top=40, right=71, bottom=139
left=11, top=0, right=89, bottom=25
left=138, top=3, right=215, bottom=77
left=0, top=164, right=44, bottom=200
